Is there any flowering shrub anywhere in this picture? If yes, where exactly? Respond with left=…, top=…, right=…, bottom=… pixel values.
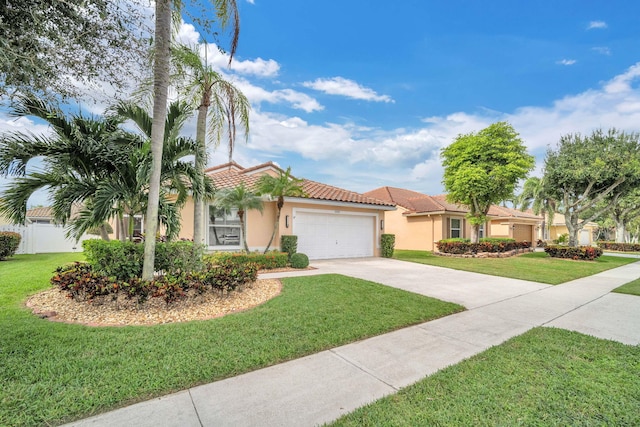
left=437, top=239, right=531, bottom=254
left=597, top=241, right=640, bottom=252
left=544, top=245, right=603, bottom=260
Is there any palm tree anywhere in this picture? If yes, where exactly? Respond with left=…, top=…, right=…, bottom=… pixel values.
left=0, top=95, right=212, bottom=242
left=143, top=0, right=242, bottom=279
left=214, top=182, right=262, bottom=252
left=256, top=166, right=306, bottom=253
left=517, top=176, right=556, bottom=240
left=171, top=43, right=250, bottom=246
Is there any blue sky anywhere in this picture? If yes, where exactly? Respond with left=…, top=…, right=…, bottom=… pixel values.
left=3, top=0, right=640, bottom=206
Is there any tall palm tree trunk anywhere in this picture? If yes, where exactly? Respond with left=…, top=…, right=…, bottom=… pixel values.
left=193, top=103, right=208, bottom=245
left=142, top=0, right=171, bottom=280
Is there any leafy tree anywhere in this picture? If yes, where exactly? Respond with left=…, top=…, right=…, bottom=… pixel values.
left=0, top=0, right=148, bottom=100
left=543, top=129, right=640, bottom=246
left=256, top=166, right=306, bottom=253
left=441, top=121, right=535, bottom=242
left=143, top=0, right=241, bottom=279
left=608, top=189, right=640, bottom=243
left=171, top=43, right=250, bottom=245
left=517, top=176, right=557, bottom=240
left=214, top=183, right=263, bottom=252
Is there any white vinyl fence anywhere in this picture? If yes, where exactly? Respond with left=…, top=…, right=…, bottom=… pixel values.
left=0, top=223, right=93, bottom=254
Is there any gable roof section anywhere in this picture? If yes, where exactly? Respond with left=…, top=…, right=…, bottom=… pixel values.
left=25, top=204, right=84, bottom=221
left=364, top=186, right=542, bottom=219
left=208, top=162, right=395, bottom=208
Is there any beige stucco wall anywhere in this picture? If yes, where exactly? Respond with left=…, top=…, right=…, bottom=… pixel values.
left=549, top=223, right=597, bottom=245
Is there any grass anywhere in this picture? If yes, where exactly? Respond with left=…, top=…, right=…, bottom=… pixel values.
left=394, top=250, right=638, bottom=285
left=0, top=253, right=463, bottom=427
left=613, top=277, right=640, bottom=296
left=331, top=327, right=640, bottom=426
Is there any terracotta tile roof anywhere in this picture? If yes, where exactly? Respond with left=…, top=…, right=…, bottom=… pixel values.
left=25, top=204, right=84, bottom=220
left=207, top=163, right=395, bottom=207
left=364, top=186, right=542, bottom=219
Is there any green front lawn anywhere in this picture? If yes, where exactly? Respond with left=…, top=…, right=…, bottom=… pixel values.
left=332, top=327, right=640, bottom=426
left=0, top=253, right=463, bottom=427
left=394, top=250, right=638, bottom=285
left=613, top=278, right=640, bottom=296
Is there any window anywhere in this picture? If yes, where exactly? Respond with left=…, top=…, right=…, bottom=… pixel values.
left=478, top=224, right=485, bottom=239
left=208, top=206, right=242, bottom=247
left=450, top=218, right=461, bottom=238
left=122, top=215, right=143, bottom=241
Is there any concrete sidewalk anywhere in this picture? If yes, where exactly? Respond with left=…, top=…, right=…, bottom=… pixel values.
left=65, top=259, right=640, bottom=427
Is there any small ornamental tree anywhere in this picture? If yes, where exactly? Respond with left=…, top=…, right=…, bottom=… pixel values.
left=441, top=122, right=535, bottom=243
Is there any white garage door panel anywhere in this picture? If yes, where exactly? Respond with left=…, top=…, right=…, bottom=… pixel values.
left=295, top=212, right=374, bottom=259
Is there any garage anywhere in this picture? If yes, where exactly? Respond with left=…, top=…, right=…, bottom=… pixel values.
left=513, top=224, right=533, bottom=242
left=293, top=210, right=375, bottom=259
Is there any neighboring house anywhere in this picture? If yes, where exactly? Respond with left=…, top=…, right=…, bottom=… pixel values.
left=547, top=215, right=598, bottom=246
left=181, top=162, right=396, bottom=259
left=363, top=187, right=542, bottom=251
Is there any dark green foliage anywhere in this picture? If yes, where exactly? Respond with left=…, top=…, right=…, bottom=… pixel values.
left=280, top=235, right=298, bottom=260
left=290, top=253, right=310, bottom=269
left=381, top=234, right=395, bottom=258
left=439, top=237, right=471, bottom=243
left=479, top=237, right=515, bottom=244
left=206, top=251, right=288, bottom=270
left=437, top=240, right=531, bottom=254
left=0, top=231, right=21, bottom=260
left=544, top=245, right=603, bottom=260
left=597, top=241, right=640, bottom=252
left=50, top=259, right=258, bottom=306
left=82, top=240, right=205, bottom=280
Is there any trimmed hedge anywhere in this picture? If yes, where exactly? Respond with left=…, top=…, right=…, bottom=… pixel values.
left=0, top=231, right=21, bottom=260
left=597, top=241, right=640, bottom=252
left=437, top=240, right=531, bottom=254
left=290, top=252, right=309, bottom=269
left=280, top=235, right=298, bottom=260
left=206, top=251, right=289, bottom=270
left=544, top=245, right=603, bottom=261
left=82, top=239, right=205, bottom=280
left=51, top=259, right=258, bottom=306
left=381, top=234, right=395, bottom=258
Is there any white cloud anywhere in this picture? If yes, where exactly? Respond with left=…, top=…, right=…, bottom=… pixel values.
left=198, top=43, right=280, bottom=77
left=592, top=46, right=611, bottom=56
left=302, top=77, right=394, bottom=103
left=587, top=21, right=608, bottom=30
left=557, top=59, right=577, bottom=66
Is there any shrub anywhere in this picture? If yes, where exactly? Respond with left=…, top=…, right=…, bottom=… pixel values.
left=553, top=233, right=569, bottom=245
left=544, top=245, right=603, bottom=260
left=290, top=253, right=309, bottom=269
left=479, top=237, right=515, bottom=244
left=437, top=239, right=532, bottom=254
left=280, top=235, right=298, bottom=260
left=206, top=251, right=288, bottom=270
left=597, top=241, right=640, bottom=252
left=83, top=240, right=205, bottom=280
left=439, top=237, right=471, bottom=243
left=381, top=234, right=395, bottom=258
left=0, top=231, right=21, bottom=260
left=51, top=258, right=259, bottom=306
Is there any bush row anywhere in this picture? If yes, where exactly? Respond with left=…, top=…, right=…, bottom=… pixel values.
left=597, top=241, right=640, bottom=252
left=51, top=259, right=258, bottom=305
left=544, top=245, right=603, bottom=261
left=0, top=231, right=21, bottom=260
left=437, top=239, right=530, bottom=254
left=206, top=251, right=289, bottom=270
left=82, top=239, right=205, bottom=280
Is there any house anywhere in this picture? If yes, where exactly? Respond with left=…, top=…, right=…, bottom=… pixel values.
left=180, top=162, right=396, bottom=259
left=363, top=187, right=542, bottom=251
left=546, top=215, right=598, bottom=245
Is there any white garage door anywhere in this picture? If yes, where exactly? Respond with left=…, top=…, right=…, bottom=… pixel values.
left=294, top=211, right=375, bottom=259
